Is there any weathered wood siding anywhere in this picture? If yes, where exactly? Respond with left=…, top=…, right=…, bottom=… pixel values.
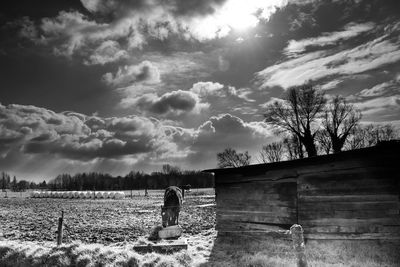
left=215, top=170, right=298, bottom=232
left=209, top=142, right=400, bottom=239
left=297, top=146, right=400, bottom=240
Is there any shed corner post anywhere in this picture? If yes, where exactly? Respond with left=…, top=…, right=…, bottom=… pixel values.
left=290, top=224, right=308, bottom=267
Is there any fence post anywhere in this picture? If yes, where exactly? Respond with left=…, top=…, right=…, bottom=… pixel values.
left=57, top=211, right=64, bottom=245
left=290, top=224, right=308, bottom=267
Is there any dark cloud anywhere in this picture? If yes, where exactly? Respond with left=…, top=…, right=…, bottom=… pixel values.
left=30, top=132, right=55, bottom=142
left=0, top=0, right=86, bottom=20
left=151, top=91, right=198, bottom=114
left=80, top=0, right=227, bottom=18
left=103, top=61, right=160, bottom=87
left=0, top=103, right=186, bottom=161
left=164, top=0, right=227, bottom=17
left=185, top=113, right=276, bottom=167
left=6, top=16, right=39, bottom=40
left=0, top=102, right=278, bottom=177
left=121, top=90, right=207, bottom=115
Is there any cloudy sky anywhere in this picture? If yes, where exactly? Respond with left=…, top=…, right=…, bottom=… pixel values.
left=1, top=0, right=399, bottom=181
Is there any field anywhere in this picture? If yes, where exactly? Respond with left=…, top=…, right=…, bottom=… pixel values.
left=0, top=189, right=215, bottom=243
left=1, top=189, right=400, bottom=266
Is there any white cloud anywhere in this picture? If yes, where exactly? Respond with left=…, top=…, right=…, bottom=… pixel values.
left=256, top=25, right=400, bottom=89
left=285, top=22, right=375, bottom=56
left=85, top=40, right=128, bottom=65
left=358, top=81, right=399, bottom=98
left=236, top=88, right=256, bottom=102
left=189, top=81, right=224, bottom=97
left=353, top=96, right=400, bottom=120
left=189, top=82, right=255, bottom=102
left=25, top=0, right=293, bottom=61
left=320, top=79, right=343, bottom=91
left=40, top=11, right=110, bottom=56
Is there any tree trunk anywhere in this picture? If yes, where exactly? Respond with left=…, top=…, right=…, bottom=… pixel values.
left=296, top=136, right=304, bottom=159
left=302, top=136, right=317, bottom=157
left=332, top=137, right=345, bottom=154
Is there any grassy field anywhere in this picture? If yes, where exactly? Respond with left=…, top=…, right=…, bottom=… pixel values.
left=1, top=188, right=399, bottom=266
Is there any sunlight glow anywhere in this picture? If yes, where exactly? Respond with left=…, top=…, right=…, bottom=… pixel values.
left=190, top=0, right=286, bottom=39
left=219, top=0, right=285, bottom=31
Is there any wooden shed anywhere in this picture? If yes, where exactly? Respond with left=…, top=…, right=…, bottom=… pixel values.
left=204, top=141, right=400, bottom=240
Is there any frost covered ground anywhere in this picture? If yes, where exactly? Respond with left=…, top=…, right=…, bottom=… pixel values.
left=0, top=230, right=217, bottom=267
left=0, top=189, right=218, bottom=266
left=0, top=189, right=215, bottom=244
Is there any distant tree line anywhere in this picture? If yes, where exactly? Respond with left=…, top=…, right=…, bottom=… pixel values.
left=2, top=165, right=214, bottom=191
left=1, top=172, right=46, bottom=192
left=47, top=164, right=214, bottom=191
left=217, top=83, right=399, bottom=167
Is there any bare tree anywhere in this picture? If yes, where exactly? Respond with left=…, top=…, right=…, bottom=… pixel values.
left=162, top=164, right=181, bottom=175
left=217, top=148, right=251, bottom=168
left=322, top=95, right=361, bottom=153
left=345, top=123, right=399, bottom=150
left=259, top=142, right=284, bottom=163
left=264, top=83, right=326, bottom=157
left=282, top=135, right=303, bottom=160
left=315, top=129, right=332, bottom=155
left=376, top=124, right=398, bottom=141
left=345, top=125, right=369, bottom=150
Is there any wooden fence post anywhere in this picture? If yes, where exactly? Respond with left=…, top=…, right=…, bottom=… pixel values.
left=57, top=211, right=64, bottom=245
left=290, top=224, right=308, bottom=267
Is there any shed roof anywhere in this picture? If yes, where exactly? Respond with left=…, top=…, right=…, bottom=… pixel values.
left=203, top=141, right=400, bottom=176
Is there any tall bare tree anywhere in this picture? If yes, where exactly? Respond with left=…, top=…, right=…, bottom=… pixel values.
left=217, top=148, right=251, bottom=168
left=264, top=83, right=326, bottom=157
left=322, top=96, right=361, bottom=153
left=259, top=142, right=284, bottom=163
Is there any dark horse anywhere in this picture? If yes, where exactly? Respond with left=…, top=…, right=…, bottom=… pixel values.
left=162, top=186, right=183, bottom=227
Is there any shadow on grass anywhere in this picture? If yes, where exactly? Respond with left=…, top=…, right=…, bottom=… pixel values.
left=306, top=239, right=400, bottom=267
left=199, top=232, right=296, bottom=267
left=200, top=232, right=400, bottom=267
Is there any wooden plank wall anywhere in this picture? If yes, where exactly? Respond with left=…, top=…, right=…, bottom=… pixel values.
left=215, top=170, right=298, bottom=233
left=297, top=150, right=400, bottom=240
left=214, top=144, right=400, bottom=239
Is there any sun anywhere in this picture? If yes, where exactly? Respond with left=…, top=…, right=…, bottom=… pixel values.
left=219, top=0, right=259, bottom=31
left=218, top=0, right=283, bottom=31
left=190, top=0, right=284, bottom=39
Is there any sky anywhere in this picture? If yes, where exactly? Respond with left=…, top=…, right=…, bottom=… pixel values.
left=1, top=0, right=400, bottom=181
